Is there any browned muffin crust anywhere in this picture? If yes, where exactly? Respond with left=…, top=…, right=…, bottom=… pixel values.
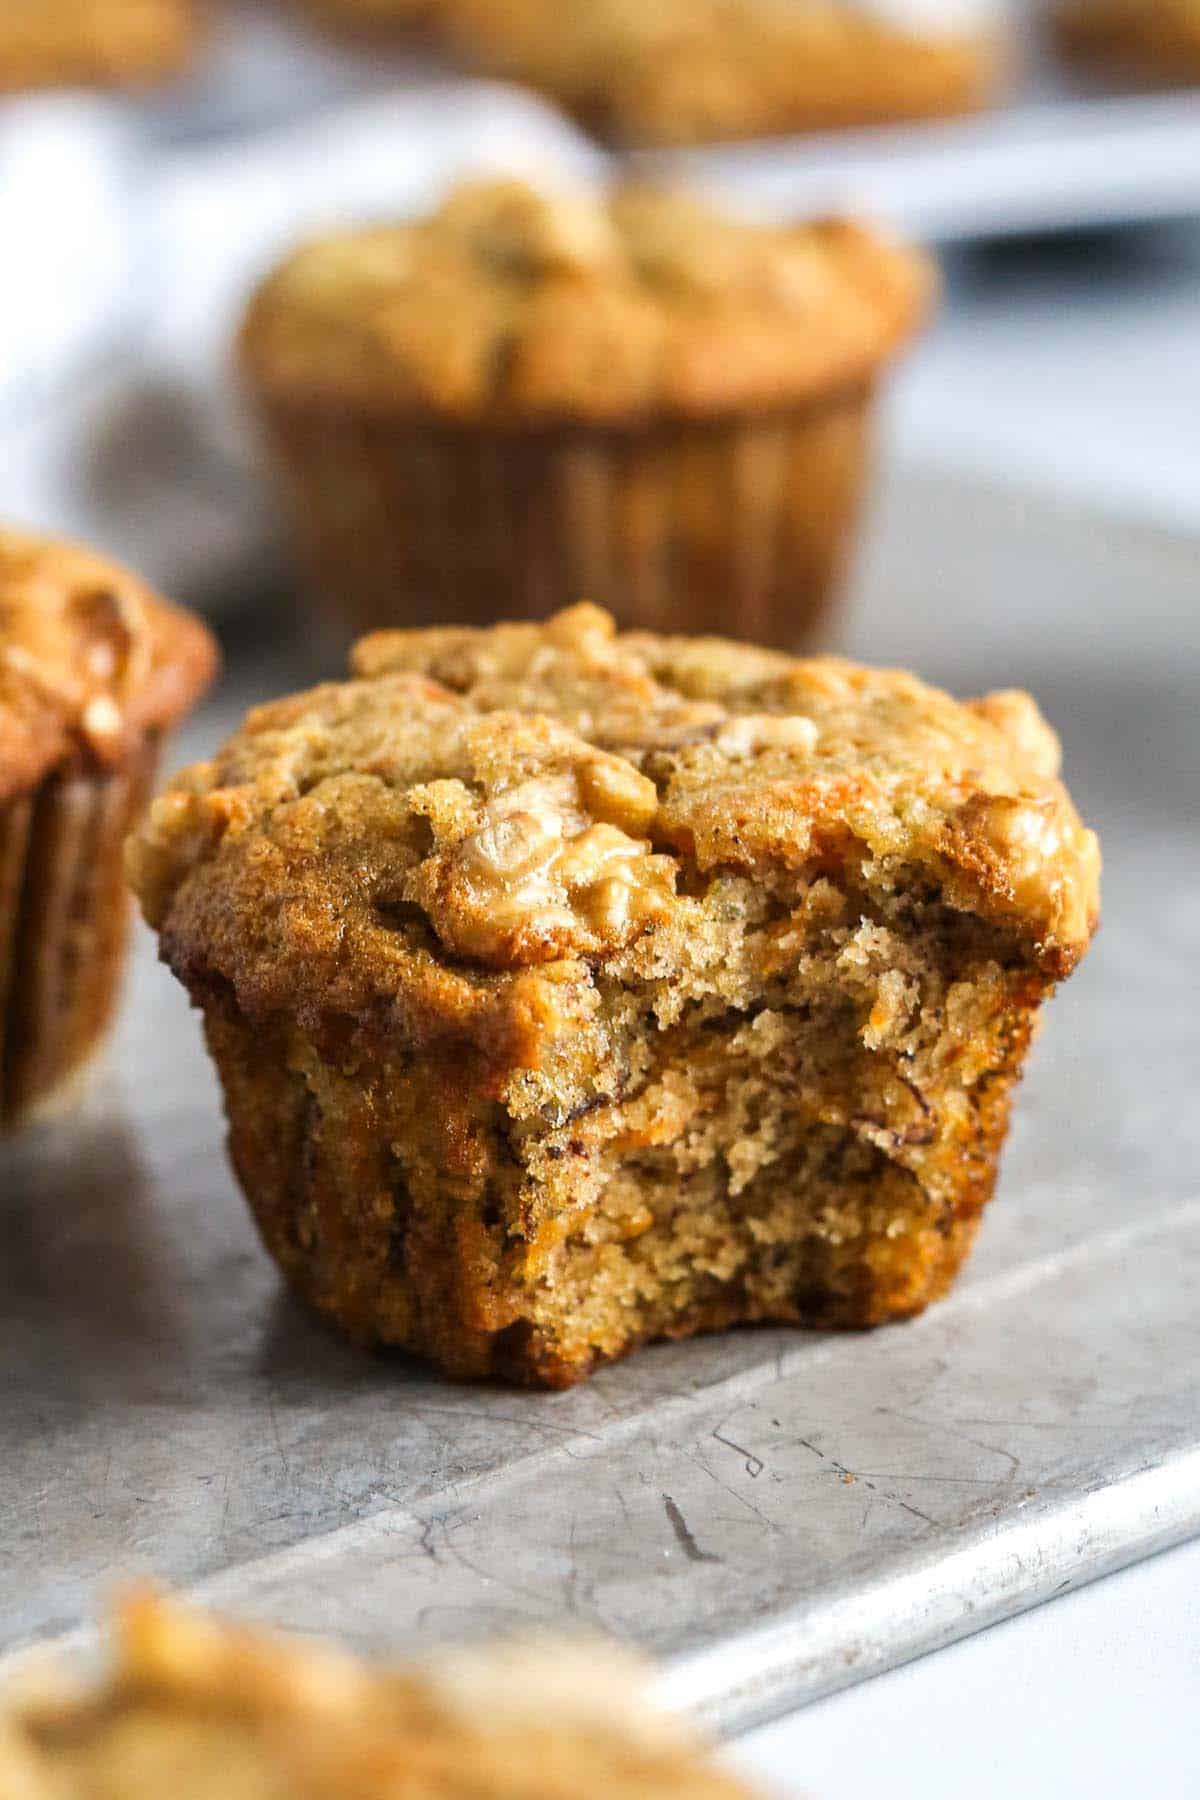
left=0, top=1593, right=763, bottom=1798
left=0, top=0, right=193, bottom=93
left=437, top=0, right=1007, bottom=144
left=129, top=606, right=1098, bottom=1386
left=0, top=527, right=218, bottom=805
left=239, top=179, right=934, bottom=426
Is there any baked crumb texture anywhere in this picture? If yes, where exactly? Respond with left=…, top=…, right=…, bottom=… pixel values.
left=241, top=180, right=932, bottom=643
left=129, top=605, right=1099, bottom=1388
left=1053, top=0, right=1200, bottom=79
left=0, top=527, right=216, bottom=1131
left=0, top=1593, right=761, bottom=1798
left=0, top=0, right=193, bottom=93
left=436, top=0, right=1008, bottom=144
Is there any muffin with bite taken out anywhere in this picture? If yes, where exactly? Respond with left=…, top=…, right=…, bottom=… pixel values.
left=128, top=604, right=1098, bottom=1387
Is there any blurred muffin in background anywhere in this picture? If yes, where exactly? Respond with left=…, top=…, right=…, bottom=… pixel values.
left=436, top=0, right=1008, bottom=144
left=1052, top=0, right=1200, bottom=80
left=0, top=1590, right=766, bottom=1798
left=0, top=0, right=193, bottom=93
left=0, top=528, right=216, bottom=1132
left=239, top=178, right=933, bottom=647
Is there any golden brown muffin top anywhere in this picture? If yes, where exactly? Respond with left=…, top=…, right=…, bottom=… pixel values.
left=129, top=605, right=1099, bottom=1047
left=238, top=179, right=933, bottom=423
left=0, top=1593, right=761, bottom=1799
left=0, top=528, right=218, bottom=804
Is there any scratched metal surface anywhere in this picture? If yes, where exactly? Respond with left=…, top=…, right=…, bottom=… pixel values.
left=2, top=470, right=1198, bottom=1732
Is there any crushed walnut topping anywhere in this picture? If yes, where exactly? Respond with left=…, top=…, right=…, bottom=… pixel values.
left=129, top=606, right=1099, bottom=1012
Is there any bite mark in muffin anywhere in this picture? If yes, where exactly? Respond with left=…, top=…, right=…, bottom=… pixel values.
left=129, top=604, right=1099, bottom=1387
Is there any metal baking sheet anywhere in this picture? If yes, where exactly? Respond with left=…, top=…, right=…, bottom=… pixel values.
left=2, top=469, right=1198, bottom=1734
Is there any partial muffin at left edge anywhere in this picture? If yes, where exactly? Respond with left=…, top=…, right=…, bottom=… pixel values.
left=0, top=526, right=217, bottom=1131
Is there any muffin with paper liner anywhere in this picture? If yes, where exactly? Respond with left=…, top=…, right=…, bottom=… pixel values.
left=238, top=178, right=934, bottom=649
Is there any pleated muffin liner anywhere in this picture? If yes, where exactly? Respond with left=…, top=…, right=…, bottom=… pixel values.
left=0, top=740, right=158, bottom=1132
left=260, top=387, right=876, bottom=648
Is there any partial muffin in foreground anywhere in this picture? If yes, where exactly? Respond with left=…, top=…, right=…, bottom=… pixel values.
left=239, top=178, right=932, bottom=649
left=129, top=604, right=1098, bottom=1388
left=1052, top=0, right=1200, bottom=80
left=0, top=1592, right=762, bottom=1798
left=437, top=0, right=1008, bottom=144
left=0, top=527, right=216, bottom=1132
left=0, top=0, right=193, bottom=93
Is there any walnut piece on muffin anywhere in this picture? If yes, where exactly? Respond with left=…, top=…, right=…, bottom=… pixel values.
left=0, top=0, right=193, bottom=94
left=0, top=526, right=216, bottom=1131
left=437, top=0, right=1008, bottom=144
left=129, top=604, right=1099, bottom=1387
left=0, top=1592, right=763, bottom=1798
left=239, top=178, right=934, bottom=645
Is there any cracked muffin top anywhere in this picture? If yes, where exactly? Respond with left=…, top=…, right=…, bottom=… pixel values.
left=0, top=1592, right=761, bottom=1798
left=129, top=605, right=1099, bottom=1039
left=0, top=528, right=217, bottom=803
left=238, top=178, right=933, bottom=423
